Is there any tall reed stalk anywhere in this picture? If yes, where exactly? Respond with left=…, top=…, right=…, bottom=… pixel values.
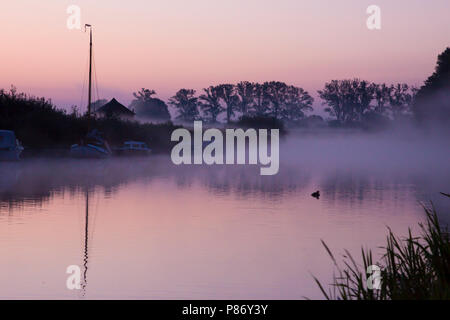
left=313, top=193, right=450, bottom=300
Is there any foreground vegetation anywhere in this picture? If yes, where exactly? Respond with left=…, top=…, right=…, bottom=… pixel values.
left=314, top=193, right=450, bottom=300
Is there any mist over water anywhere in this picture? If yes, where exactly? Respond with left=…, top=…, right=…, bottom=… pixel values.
left=0, top=129, right=449, bottom=299
left=282, top=129, right=450, bottom=214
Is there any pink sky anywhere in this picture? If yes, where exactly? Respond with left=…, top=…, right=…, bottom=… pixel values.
left=0, top=0, right=449, bottom=113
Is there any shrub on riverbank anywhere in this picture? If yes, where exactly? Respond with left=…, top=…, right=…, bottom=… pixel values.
left=233, top=115, right=286, bottom=134
left=313, top=193, right=450, bottom=300
left=0, top=87, right=181, bottom=154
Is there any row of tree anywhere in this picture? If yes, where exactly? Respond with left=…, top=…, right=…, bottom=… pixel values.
left=129, top=80, right=416, bottom=124
left=318, top=80, right=417, bottom=123
left=130, top=81, right=314, bottom=123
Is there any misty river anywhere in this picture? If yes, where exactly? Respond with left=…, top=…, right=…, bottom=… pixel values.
left=0, top=131, right=449, bottom=299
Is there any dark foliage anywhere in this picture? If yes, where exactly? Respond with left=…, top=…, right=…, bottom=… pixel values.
left=217, top=84, right=239, bottom=123
left=197, top=81, right=313, bottom=124
left=289, top=115, right=326, bottom=128
left=236, top=81, right=255, bottom=117
left=0, top=87, right=180, bottom=153
left=199, top=86, right=224, bottom=123
left=318, top=79, right=415, bottom=125
left=169, top=89, right=199, bottom=122
left=414, top=47, right=450, bottom=125
left=129, top=88, right=171, bottom=121
left=234, top=115, right=286, bottom=135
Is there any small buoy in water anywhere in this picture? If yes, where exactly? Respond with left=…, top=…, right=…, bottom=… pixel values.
left=311, top=191, right=320, bottom=199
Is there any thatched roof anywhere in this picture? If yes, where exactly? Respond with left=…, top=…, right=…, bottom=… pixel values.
left=96, top=98, right=135, bottom=116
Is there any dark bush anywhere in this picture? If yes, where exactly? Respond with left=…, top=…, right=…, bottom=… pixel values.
left=0, top=87, right=180, bottom=154
left=234, top=115, right=286, bottom=134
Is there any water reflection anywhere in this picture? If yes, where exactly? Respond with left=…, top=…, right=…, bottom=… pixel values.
left=82, top=189, right=89, bottom=297
left=0, top=157, right=447, bottom=215
left=0, top=158, right=313, bottom=210
left=0, top=149, right=448, bottom=299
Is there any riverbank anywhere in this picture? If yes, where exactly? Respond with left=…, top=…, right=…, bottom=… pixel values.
left=0, top=87, right=182, bottom=154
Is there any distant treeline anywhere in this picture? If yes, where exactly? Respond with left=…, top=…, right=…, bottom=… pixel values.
left=93, top=81, right=415, bottom=129
left=105, top=47, right=449, bottom=129
left=167, top=80, right=417, bottom=128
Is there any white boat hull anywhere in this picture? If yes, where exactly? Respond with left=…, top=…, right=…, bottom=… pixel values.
left=70, top=144, right=110, bottom=159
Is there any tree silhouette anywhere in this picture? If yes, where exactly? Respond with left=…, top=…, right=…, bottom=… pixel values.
left=389, top=83, right=413, bottom=119
left=132, top=88, right=156, bottom=101
left=280, top=86, right=314, bottom=122
left=169, top=89, right=199, bottom=122
left=354, top=80, right=375, bottom=121
left=252, top=83, right=270, bottom=116
left=319, top=79, right=375, bottom=123
left=318, top=80, right=348, bottom=122
left=373, top=83, right=391, bottom=115
left=263, top=81, right=289, bottom=119
left=236, top=81, right=255, bottom=116
left=199, top=86, right=223, bottom=123
left=217, top=84, right=239, bottom=123
left=414, top=47, right=450, bottom=124
left=129, top=88, right=171, bottom=121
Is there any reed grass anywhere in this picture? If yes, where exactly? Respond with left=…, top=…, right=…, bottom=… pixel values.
left=313, top=193, right=450, bottom=300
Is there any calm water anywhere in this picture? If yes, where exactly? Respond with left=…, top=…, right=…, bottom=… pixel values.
left=0, top=134, right=449, bottom=299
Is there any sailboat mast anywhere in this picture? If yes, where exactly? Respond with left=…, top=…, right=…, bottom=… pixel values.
left=87, top=25, right=93, bottom=118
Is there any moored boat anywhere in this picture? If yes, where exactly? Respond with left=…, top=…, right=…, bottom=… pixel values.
left=0, top=130, right=24, bottom=161
left=115, top=141, right=151, bottom=156
left=70, top=24, right=112, bottom=159
left=70, top=144, right=110, bottom=159
left=70, top=130, right=111, bottom=159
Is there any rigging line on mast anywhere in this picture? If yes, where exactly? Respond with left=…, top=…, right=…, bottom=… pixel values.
left=84, top=23, right=93, bottom=119
left=80, top=54, right=89, bottom=116
left=92, top=49, right=101, bottom=107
